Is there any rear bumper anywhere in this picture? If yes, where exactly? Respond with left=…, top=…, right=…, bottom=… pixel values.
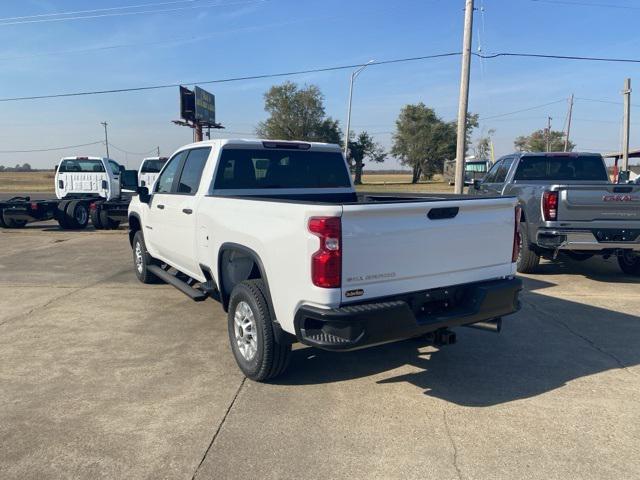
left=294, top=277, right=522, bottom=351
left=537, top=228, right=640, bottom=251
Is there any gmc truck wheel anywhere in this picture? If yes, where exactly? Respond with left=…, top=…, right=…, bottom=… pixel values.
left=618, top=252, right=640, bottom=276
left=132, top=231, right=161, bottom=284
left=516, top=225, right=540, bottom=274
left=228, top=279, right=291, bottom=382
left=0, top=211, right=7, bottom=228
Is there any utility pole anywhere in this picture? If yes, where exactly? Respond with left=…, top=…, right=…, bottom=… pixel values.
left=454, top=0, right=474, bottom=194
left=622, top=78, right=631, bottom=172
left=546, top=116, right=552, bottom=152
left=195, top=123, right=203, bottom=142
left=100, top=121, right=110, bottom=158
left=156, top=146, right=161, bottom=157
left=564, top=94, right=574, bottom=152
left=344, top=60, right=374, bottom=158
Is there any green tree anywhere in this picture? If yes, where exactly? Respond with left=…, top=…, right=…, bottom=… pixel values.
left=514, top=129, right=574, bottom=152
left=347, top=131, right=386, bottom=185
left=256, top=82, right=343, bottom=144
left=474, top=129, right=495, bottom=160
left=391, top=103, right=477, bottom=183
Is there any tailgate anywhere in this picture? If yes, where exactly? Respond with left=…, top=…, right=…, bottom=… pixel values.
left=556, top=185, right=640, bottom=222
left=340, top=197, right=517, bottom=303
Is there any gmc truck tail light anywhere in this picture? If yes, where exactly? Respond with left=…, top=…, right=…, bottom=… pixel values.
left=542, top=191, right=558, bottom=221
left=512, top=206, right=522, bottom=263
left=308, top=216, right=341, bottom=288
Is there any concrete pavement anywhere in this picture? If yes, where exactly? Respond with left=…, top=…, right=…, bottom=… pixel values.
left=1, top=223, right=639, bottom=479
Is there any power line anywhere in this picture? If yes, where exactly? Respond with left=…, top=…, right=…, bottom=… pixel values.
left=474, top=52, right=640, bottom=63
left=0, top=53, right=461, bottom=102
left=530, top=0, right=640, bottom=10
left=480, top=99, right=566, bottom=120
left=0, top=0, right=265, bottom=27
left=0, top=0, right=205, bottom=22
left=109, top=143, right=159, bottom=155
left=0, top=141, right=104, bottom=153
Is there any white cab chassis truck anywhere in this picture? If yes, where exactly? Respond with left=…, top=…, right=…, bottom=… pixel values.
left=0, top=156, right=138, bottom=229
left=128, top=139, right=523, bottom=381
left=138, top=157, right=168, bottom=189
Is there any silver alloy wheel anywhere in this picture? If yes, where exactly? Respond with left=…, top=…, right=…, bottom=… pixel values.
left=234, top=301, right=258, bottom=361
left=75, top=205, right=88, bottom=224
left=134, top=242, right=144, bottom=274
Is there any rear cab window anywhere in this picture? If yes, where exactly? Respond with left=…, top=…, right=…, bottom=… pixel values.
left=514, top=155, right=608, bottom=181
left=211, top=147, right=351, bottom=191
left=58, top=159, right=105, bottom=173
left=141, top=159, right=167, bottom=173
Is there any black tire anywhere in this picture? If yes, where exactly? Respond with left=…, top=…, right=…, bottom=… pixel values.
left=65, top=201, right=89, bottom=229
left=516, top=224, right=540, bottom=274
left=132, top=231, right=161, bottom=284
left=0, top=210, right=7, bottom=228
left=618, top=252, right=640, bottom=276
left=99, top=210, right=120, bottom=230
left=2, top=214, right=27, bottom=228
left=90, top=207, right=104, bottom=229
left=227, top=279, right=291, bottom=382
left=56, top=200, right=71, bottom=229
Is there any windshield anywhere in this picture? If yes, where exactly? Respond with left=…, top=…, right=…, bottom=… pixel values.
left=141, top=159, right=167, bottom=173
left=58, top=159, right=104, bottom=173
left=212, top=148, right=351, bottom=190
left=514, top=155, right=608, bottom=181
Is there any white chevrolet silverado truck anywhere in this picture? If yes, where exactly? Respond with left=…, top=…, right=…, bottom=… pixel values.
left=128, top=139, right=523, bottom=381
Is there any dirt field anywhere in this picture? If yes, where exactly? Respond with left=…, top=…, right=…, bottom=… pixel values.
left=0, top=171, right=54, bottom=192
left=0, top=171, right=454, bottom=194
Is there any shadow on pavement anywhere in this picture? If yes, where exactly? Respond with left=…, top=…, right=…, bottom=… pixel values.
left=275, top=275, right=640, bottom=406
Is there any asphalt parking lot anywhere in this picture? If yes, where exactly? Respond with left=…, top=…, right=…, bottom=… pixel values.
left=1, top=222, right=639, bottom=480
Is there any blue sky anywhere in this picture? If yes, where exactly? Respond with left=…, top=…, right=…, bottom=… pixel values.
left=0, top=0, right=639, bottom=169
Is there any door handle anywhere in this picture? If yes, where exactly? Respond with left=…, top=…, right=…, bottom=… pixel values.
left=182, top=208, right=193, bottom=215
left=157, top=204, right=164, bottom=209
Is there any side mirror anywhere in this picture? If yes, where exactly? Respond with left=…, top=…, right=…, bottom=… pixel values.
left=121, top=170, right=138, bottom=190
left=54, top=164, right=58, bottom=172
left=137, top=186, right=151, bottom=204
left=472, top=179, right=481, bottom=190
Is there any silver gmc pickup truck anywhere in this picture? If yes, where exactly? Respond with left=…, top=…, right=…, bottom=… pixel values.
left=471, top=152, right=640, bottom=276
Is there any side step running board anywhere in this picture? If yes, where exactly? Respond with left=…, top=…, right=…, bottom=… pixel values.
left=147, top=265, right=207, bottom=302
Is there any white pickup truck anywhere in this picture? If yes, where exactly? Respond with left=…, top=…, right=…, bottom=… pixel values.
left=138, top=157, right=167, bottom=189
left=128, top=139, right=523, bottom=381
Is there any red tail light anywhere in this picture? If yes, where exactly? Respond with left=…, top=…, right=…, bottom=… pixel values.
left=90, top=202, right=97, bottom=211
left=308, top=216, right=341, bottom=288
left=30, top=202, right=38, bottom=210
left=542, top=191, right=558, bottom=221
left=512, top=206, right=522, bottom=263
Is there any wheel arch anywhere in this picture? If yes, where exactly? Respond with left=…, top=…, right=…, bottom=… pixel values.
left=217, top=243, right=276, bottom=320
left=128, top=213, right=142, bottom=246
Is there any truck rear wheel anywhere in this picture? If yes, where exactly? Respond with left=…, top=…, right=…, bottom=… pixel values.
left=618, top=252, right=640, bottom=276
left=63, top=201, right=89, bottom=229
left=228, top=279, right=291, bottom=382
left=132, top=231, right=161, bottom=284
left=2, top=214, right=27, bottom=228
left=90, top=207, right=103, bottom=229
left=99, top=210, right=120, bottom=230
left=516, top=225, right=540, bottom=274
left=0, top=210, right=7, bottom=228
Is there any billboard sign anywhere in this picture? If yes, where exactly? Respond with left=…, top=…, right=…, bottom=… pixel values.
left=179, top=86, right=195, bottom=122
left=194, top=86, right=216, bottom=124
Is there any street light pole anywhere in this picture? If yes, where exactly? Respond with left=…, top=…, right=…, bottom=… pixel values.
left=344, top=59, right=374, bottom=158
left=100, top=121, right=110, bottom=158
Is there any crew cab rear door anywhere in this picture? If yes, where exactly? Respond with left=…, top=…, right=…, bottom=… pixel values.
left=340, top=197, right=517, bottom=303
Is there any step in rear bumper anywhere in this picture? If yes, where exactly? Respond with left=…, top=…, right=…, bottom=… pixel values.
left=294, top=277, right=522, bottom=351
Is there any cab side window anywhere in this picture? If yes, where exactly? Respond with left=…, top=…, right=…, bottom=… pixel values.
left=176, top=148, right=211, bottom=194
left=483, top=159, right=503, bottom=183
left=494, top=157, right=514, bottom=184
left=155, top=151, right=187, bottom=193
